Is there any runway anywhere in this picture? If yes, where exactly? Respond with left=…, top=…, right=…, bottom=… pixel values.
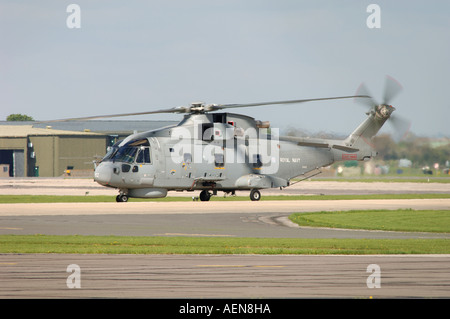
left=1, top=200, right=450, bottom=239
left=0, top=178, right=449, bottom=298
left=1, top=254, right=450, bottom=299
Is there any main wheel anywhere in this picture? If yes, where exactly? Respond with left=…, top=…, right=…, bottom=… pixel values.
left=250, top=189, right=261, bottom=201
left=116, top=194, right=128, bottom=202
left=199, top=190, right=211, bottom=202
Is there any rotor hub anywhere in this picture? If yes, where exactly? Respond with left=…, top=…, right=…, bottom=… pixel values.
left=190, top=102, right=204, bottom=108
left=376, top=104, right=395, bottom=119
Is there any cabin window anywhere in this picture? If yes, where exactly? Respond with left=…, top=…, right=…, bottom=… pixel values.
left=252, top=154, right=262, bottom=168
left=215, top=153, right=224, bottom=167
left=200, top=123, right=214, bottom=141
left=184, top=153, right=192, bottom=164
left=213, top=113, right=226, bottom=123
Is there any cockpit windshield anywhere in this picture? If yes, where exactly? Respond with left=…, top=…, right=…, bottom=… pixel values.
left=112, top=147, right=139, bottom=163
left=101, top=140, right=122, bottom=162
left=102, top=138, right=151, bottom=164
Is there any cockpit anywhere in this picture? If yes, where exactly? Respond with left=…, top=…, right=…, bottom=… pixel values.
left=101, top=138, right=151, bottom=164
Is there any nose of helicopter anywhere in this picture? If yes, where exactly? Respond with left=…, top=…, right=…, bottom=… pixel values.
left=94, top=163, right=112, bottom=186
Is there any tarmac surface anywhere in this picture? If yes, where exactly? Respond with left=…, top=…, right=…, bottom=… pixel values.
left=1, top=200, right=450, bottom=239
left=0, top=177, right=449, bottom=298
left=1, top=254, right=450, bottom=298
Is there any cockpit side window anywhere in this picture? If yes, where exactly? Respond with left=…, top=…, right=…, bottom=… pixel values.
left=136, top=147, right=151, bottom=164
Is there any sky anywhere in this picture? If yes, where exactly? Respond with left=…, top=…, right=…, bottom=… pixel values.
left=1, top=1, right=449, bottom=137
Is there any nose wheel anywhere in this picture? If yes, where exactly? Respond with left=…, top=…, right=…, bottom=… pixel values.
left=116, top=194, right=129, bottom=202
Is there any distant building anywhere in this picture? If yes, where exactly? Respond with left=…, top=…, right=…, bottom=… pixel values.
left=0, top=120, right=176, bottom=177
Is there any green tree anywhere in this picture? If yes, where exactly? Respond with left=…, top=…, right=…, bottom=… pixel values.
left=6, top=114, right=34, bottom=121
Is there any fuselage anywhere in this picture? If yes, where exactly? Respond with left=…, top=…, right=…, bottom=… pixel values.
left=94, top=112, right=368, bottom=198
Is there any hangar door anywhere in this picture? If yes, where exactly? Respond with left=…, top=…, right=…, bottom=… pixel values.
left=0, top=149, right=25, bottom=177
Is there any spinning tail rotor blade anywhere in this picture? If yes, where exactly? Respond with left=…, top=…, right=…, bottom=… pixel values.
left=383, top=75, right=403, bottom=105
left=390, top=113, right=411, bottom=142
left=382, top=75, right=410, bottom=141
left=354, top=83, right=378, bottom=109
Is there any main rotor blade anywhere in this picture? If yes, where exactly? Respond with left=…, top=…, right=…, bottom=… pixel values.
left=212, top=95, right=371, bottom=111
left=38, top=94, right=371, bottom=123
left=37, top=106, right=190, bottom=123
left=383, top=75, right=403, bottom=105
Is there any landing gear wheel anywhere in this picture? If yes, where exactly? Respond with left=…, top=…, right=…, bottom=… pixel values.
left=199, top=190, right=211, bottom=202
left=250, top=189, right=261, bottom=201
left=116, top=194, right=128, bottom=202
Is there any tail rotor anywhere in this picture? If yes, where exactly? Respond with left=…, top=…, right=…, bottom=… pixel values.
left=355, top=75, right=411, bottom=142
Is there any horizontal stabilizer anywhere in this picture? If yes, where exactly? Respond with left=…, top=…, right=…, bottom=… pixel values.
left=280, top=136, right=329, bottom=148
left=331, top=145, right=359, bottom=152
left=280, top=136, right=359, bottom=152
left=297, top=141, right=330, bottom=148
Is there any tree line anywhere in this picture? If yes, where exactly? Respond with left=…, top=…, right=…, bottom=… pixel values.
left=373, top=134, right=450, bottom=168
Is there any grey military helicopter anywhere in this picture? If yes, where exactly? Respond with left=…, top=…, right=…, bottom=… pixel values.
left=52, top=76, right=409, bottom=201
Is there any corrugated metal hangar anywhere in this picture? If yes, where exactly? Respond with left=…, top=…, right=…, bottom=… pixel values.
left=0, top=120, right=176, bottom=177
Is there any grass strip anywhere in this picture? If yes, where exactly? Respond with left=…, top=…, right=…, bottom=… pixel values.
left=0, top=235, right=449, bottom=255
left=1, top=193, right=450, bottom=203
left=311, top=177, right=450, bottom=183
left=289, top=209, right=450, bottom=233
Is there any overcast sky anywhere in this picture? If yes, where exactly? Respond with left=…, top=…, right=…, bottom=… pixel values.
left=1, top=1, right=449, bottom=137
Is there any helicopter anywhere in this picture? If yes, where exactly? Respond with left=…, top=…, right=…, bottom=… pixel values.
left=49, top=76, right=409, bottom=202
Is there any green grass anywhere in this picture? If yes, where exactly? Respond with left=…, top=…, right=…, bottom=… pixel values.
left=1, top=193, right=450, bottom=203
left=313, top=177, right=450, bottom=183
left=289, top=209, right=450, bottom=233
left=1, top=234, right=449, bottom=255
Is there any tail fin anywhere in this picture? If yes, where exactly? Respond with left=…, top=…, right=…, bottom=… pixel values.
left=343, top=108, right=391, bottom=160
left=347, top=113, right=388, bottom=146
